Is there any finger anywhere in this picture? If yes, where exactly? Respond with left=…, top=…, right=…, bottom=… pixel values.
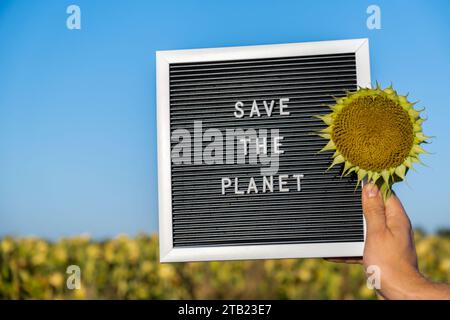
left=362, top=183, right=386, bottom=234
left=324, top=257, right=363, bottom=265
left=385, top=192, right=412, bottom=232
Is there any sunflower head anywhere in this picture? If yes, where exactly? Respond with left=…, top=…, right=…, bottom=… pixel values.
left=317, top=85, right=430, bottom=200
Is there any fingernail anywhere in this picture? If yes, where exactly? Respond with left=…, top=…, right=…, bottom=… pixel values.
left=366, top=183, right=379, bottom=198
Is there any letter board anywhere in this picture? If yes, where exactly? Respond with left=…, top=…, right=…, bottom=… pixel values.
left=157, top=39, right=371, bottom=262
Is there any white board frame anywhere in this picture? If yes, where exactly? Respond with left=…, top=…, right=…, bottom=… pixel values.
left=156, top=38, right=371, bottom=262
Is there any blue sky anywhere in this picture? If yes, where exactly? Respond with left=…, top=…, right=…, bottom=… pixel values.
left=0, top=0, right=449, bottom=239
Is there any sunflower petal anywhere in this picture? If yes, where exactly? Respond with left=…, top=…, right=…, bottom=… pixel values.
left=395, top=165, right=406, bottom=180
left=318, top=133, right=331, bottom=139
left=319, top=140, right=336, bottom=153
left=316, top=114, right=334, bottom=125
left=381, top=170, right=390, bottom=185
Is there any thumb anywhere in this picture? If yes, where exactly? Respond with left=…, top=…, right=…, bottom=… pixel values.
left=362, top=183, right=387, bottom=234
left=384, top=192, right=412, bottom=232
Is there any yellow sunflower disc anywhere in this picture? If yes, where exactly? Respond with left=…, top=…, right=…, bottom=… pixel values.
left=317, top=85, right=430, bottom=200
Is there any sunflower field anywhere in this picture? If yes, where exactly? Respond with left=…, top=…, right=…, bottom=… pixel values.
left=0, top=231, right=449, bottom=299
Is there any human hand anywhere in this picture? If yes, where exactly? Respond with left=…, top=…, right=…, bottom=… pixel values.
left=327, top=183, right=450, bottom=300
